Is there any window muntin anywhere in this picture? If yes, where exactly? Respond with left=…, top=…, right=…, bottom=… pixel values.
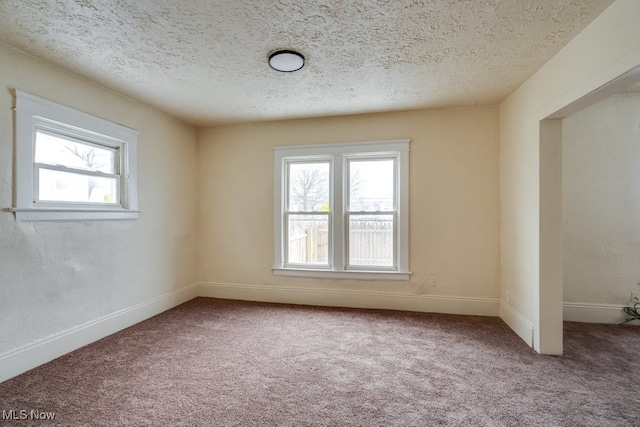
left=12, top=90, right=139, bottom=221
left=273, top=140, right=410, bottom=280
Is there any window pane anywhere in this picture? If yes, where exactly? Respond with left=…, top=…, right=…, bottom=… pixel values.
left=38, top=168, right=119, bottom=204
left=287, top=214, right=329, bottom=265
left=35, top=131, right=116, bottom=174
left=349, top=159, right=394, bottom=211
left=288, top=162, right=330, bottom=212
left=348, top=215, right=394, bottom=267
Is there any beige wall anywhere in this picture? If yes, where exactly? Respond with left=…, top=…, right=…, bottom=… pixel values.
left=563, top=93, right=640, bottom=309
left=499, top=0, right=640, bottom=353
left=0, top=44, right=198, bottom=362
left=198, top=107, right=500, bottom=310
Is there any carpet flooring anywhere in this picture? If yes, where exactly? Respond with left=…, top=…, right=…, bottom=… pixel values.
left=1, top=297, right=639, bottom=426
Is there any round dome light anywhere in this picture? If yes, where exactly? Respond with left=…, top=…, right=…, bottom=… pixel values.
left=269, top=50, right=305, bottom=72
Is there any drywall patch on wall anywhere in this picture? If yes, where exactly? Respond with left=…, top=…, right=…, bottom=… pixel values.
left=563, top=93, right=640, bottom=307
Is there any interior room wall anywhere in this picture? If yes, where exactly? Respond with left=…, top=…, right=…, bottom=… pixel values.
left=499, top=0, right=640, bottom=352
left=562, top=91, right=640, bottom=321
left=0, top=43, right=199, bottom=379
left=197, top=107, right=500, bottom=314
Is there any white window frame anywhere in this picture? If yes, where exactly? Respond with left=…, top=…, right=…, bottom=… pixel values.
left=12, top=90, right=140, bottom=221
left=273, top=139, right=410, bottom=281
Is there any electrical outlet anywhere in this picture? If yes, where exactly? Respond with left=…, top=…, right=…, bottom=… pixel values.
left=416, top=276, right=437, bottom=294
left=427, top=275, right=437, bottom=288
left=504, top=290, right=510, bottom=303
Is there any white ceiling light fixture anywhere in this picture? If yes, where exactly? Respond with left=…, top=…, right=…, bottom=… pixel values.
left=269, top=50, right=305, bottom=72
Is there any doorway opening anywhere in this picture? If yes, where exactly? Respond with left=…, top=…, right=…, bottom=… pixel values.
left=540, top=66, right=640, bottom=353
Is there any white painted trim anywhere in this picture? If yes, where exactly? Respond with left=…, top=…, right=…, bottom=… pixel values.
left=11, top=207, right=141, bottom=221
left=538, top=119, right=564, bottom=355
left=273, top=139, right=410, bottom=275
left=13, top=90, right=139, bottom=221
left=547, top=65, right=640, bottom=120
left=499, top=301, right=534, bottom=348
left=197, top=282, right=499, bottom=316
left=272, top=268, right=411, bottom=281
left=563, top=302, right=636, bottom=325
left=274, top=139, right=411, bottom=153
left=0, top=283, right=512, bottom=384
left=0, top=284, right=198, bottom=384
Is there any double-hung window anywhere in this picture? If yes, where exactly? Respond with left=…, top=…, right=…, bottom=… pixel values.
left=12, top=90, right=139, bottom=221
left=273, top=139, right=410, bottom=280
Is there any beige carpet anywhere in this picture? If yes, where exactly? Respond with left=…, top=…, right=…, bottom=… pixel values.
left=1, top=297, right=639, bottom=426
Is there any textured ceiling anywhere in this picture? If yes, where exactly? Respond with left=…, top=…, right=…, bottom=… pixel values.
left=0, top=0, right=615, bottom=126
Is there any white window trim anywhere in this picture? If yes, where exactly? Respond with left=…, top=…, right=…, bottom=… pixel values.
left=11, top=90, right=140, bottom=221
left=273, top=139, right=411, bottom=280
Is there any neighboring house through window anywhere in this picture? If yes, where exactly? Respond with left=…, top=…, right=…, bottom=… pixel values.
left=273, top=139, right=410, bottom=280
left=12, top=90, right=139, bottom=221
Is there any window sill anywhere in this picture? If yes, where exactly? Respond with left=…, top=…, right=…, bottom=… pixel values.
left=272, top=267, right=411, bottom=281
left=11, top=207, right=141, bottom=221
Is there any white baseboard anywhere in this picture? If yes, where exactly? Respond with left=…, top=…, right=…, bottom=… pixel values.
left=197, top=282, right=500, bottom=317
left=4, top=282, right=633, bottom=386
left=563, top=301, right=635, bottom=324
left=499, top=301, right=534, bottom=347
left=0, top=283, right=199, bottom=384
left=0, top=282, right=507, bottom=384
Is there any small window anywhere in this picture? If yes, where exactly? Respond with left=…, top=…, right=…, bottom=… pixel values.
left=12, top=90, right=139, bottom=221
left=273, top=139, right=410, bottom=280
